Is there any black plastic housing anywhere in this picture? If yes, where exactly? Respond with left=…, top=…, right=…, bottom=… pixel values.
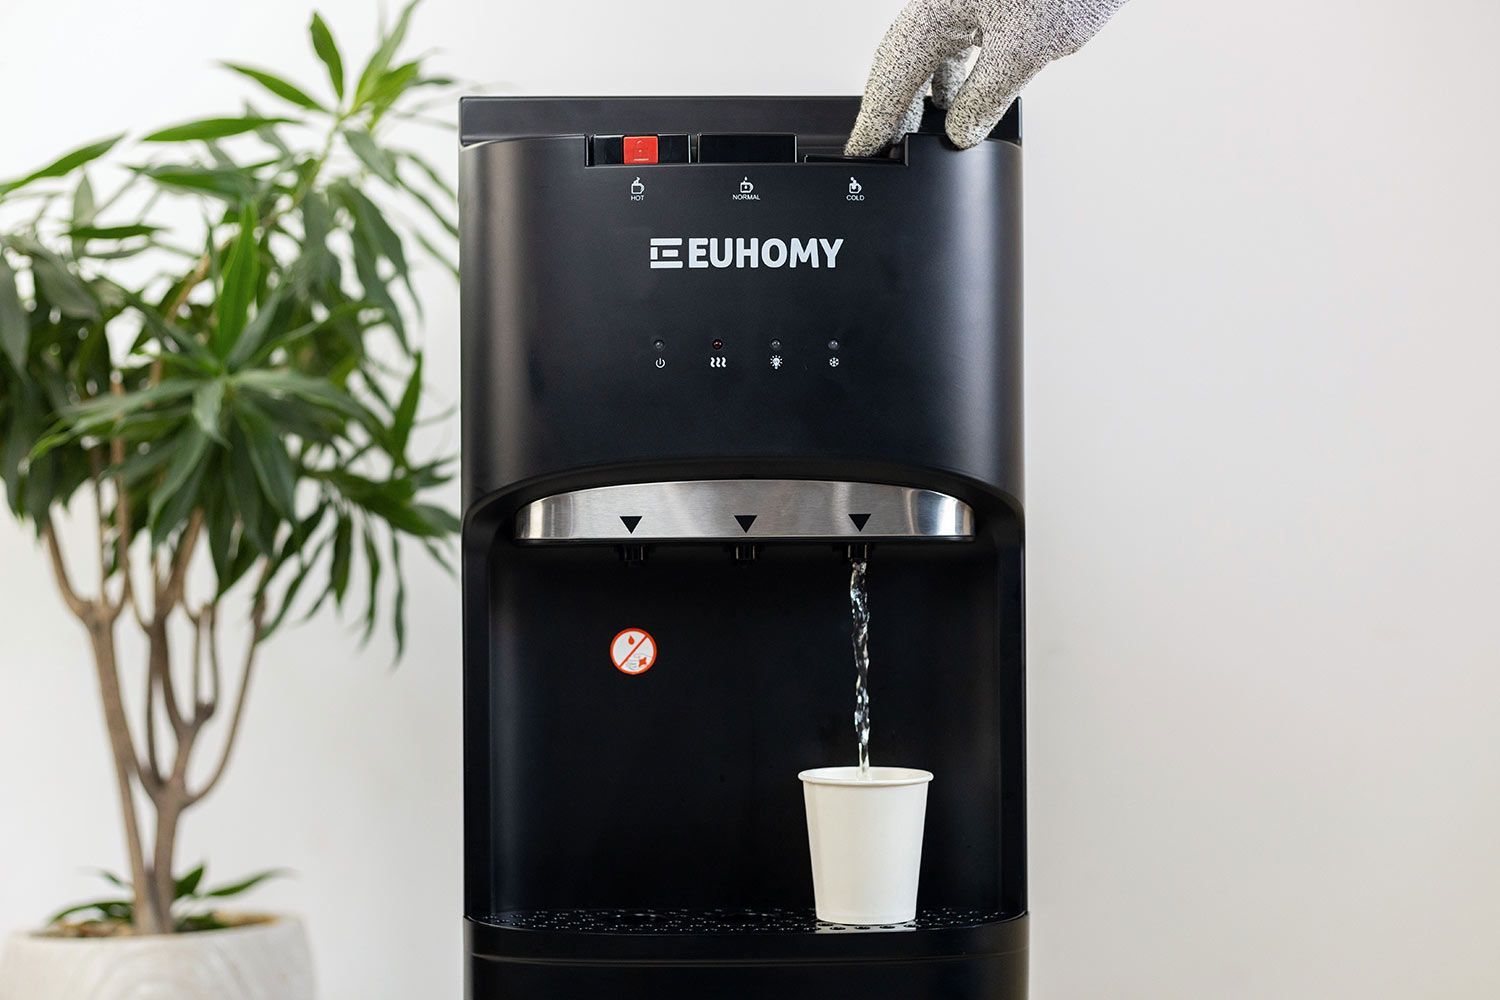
left=460, top=96, right=1026, bottom=999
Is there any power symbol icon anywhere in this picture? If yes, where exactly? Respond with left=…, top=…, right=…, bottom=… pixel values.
left=654, top=357, right=666, bottom=369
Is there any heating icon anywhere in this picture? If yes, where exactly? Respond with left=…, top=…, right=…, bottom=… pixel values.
left=709, top=356, right=727, bottom=368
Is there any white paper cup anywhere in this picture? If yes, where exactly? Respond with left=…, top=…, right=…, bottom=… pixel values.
left=798, top=766, right=934, bottom=925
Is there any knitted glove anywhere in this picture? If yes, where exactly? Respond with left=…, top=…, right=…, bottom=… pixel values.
left=846, top=0, right=1128, bottom=155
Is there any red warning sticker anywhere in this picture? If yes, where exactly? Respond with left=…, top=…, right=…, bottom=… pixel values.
left=610, top=628, right=657, bottom=676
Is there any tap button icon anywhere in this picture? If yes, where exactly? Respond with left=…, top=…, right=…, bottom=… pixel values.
left=848, top=176, right=862, bottom=194
left=630, top=176, right=645, bottom=196
left=739, top=177, right=754, bottom=195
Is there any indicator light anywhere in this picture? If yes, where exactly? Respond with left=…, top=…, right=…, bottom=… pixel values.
left=712, top=339, right=725, bottom=351
left=827, top=339, right=841, bottom=351
left=622, top=135, right=659, bottom=165
left=770, top=339, right=782, bottom=351
left=653, top=339, right=665, bottom=351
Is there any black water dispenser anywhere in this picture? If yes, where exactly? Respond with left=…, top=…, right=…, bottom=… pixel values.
left=459, top=96, right=1027, bottom=998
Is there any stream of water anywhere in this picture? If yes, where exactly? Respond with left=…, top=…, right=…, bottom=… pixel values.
left=850, top=558, right=871, bottom=777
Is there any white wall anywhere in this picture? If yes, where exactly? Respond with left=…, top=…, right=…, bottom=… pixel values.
left=3, top=1, right=1499, bottom=997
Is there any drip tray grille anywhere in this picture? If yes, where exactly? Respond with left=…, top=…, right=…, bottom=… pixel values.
left=490, top=907, right=1004, bottom=935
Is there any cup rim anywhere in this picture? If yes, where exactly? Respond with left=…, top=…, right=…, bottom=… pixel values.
left=798, top=766, right=933, bottom=787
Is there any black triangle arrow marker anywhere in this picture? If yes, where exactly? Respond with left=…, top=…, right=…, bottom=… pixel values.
left=734, top=514, right=758, bottom=533
left=620, top=515, right=643, bottom=534
left=849, top=513, right=871, bottom=531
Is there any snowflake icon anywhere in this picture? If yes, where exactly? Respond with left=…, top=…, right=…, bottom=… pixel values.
left=770, top=355, right=783, bottom=369
left=828, top=356, right=840, bottom=368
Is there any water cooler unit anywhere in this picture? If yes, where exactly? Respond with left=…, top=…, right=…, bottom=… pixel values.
left=459, top=96, right=1027, bottom=998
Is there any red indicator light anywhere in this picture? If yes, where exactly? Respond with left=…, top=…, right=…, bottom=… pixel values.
left=622, top=135, right=659, bottom=165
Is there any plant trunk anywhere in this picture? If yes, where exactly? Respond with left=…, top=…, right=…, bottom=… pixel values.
left=151, top=797, right=183, bottom=932
left=85, top=622, right=168, bottom=934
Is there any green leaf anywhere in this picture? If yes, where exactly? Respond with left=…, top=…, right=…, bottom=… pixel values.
left=148, top=424, right=210, bottom=539
left=310, top=13, right=346, bottom=101
left=205, top=481, right=235, bottom=582
left=253, top=115, right=293, bottom=158
left=226, top=419, right=273, bottom=553
left=0, top=255, right=27, bottom=370
left=192, top=378, right=227, bottom=441
left=389, top=531, right=407, bottom=657
left=49, top=899, right=133, bottom=926
left=0, top=134, right=123, bottom=197
left=66, top=224, right=160, bottom=241
left=422, top=538, right=455, bottom=575
left=234, top=398, right=297, bottom=516
left=28, top=248, right=100, bottom=320
left=91, top=869, right=130, bottom=890
left=142, top=116, right=294, bottom=143
left=215, top=204, right=260, bottom=356
left=122, top=290, right=217, bottom=368
left=343, top=129, right=398, bottom=186
left=366, top=60, right=422, bottom=119
left=412, top=227, right=458, bottom=279
left=301, top=189, right=332, bottom=249
left=262, top=532, right=329, bottom=637
left=134, top=164, right=257, bottom=202
left=360, top=522, right=382, bottom=643
left=349, top=227, right=404, bottom=346
left=71, top=174, right=97, bottom=257
left=200, top=868, right=288, bottom=899
left=219, top=531, right=262, bottom=595
left=354, top=0, right=420, bottom=107
left=51, top=379, right=199, bottom=439
left=396, top=164, right=457, bottom=237
left=236, top=300, right=368, bottom=370
left=412, top=502, right=459, bottom=535
left=154, top=457, right=208, bottom=542
left=342, top=481, right=447, bottom=538
left=224, top=288, right=286, bottom=370
left=174, top=864, right=206, bottom=900
left=391, top=352, right=422, bottom=461
left=397, top=148, right=455, bottom=199
left=340, top=183, right=413, bottom=309
left=331, top=514, right=353, bottom=604
left=2, top=381, right=41, bottom=516
left=234, top=369, right=381, bottom=433
left=220, top=63, right=326, bottom=113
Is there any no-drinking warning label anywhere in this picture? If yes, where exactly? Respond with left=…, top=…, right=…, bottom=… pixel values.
left=610, top=628, right=657, bottom=675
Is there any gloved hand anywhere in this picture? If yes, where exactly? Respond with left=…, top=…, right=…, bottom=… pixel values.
left=846, top=0, right=1128, bottom=155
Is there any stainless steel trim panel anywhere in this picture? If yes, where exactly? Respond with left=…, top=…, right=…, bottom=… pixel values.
left=513, top=480, right=974, bottom=543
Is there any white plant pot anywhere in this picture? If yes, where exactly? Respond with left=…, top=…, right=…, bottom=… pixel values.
left=0, top=915, right=314, bottom=1000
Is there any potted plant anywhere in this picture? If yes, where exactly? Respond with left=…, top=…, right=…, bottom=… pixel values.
left=0, top=4, right=455, bottom=997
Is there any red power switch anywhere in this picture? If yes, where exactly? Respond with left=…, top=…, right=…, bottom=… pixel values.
left=622, top=135, right=659, bottom=165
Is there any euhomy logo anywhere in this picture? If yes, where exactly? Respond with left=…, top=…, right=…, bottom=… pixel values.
left=649, top=237, right=844, bottom=270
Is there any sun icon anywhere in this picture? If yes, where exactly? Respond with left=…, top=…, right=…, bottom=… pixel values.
left=828, top=356, right=840, bottom=368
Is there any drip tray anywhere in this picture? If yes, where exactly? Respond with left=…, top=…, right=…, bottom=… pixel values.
left=491, top=907, right=1004, bottom=935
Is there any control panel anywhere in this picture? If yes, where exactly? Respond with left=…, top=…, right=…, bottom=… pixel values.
left=591, top=133, right=801, bottom=165
left=459, top=105, right=1024, bottom=498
